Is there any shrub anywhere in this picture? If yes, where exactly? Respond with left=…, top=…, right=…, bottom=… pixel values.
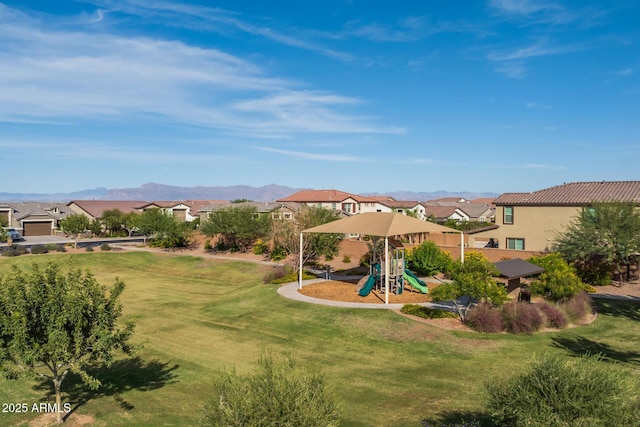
left=485, top=353, right=640, bottom=427
left=400, top=304, right=457, bottom=319
left=100, top=243, right=112, bottom=251
left=85, top=246, right=94, bottom=252
left=30, top=245, right=49, bottom=255
left=407, top=241, right=453, bottom=276
left=342, top=255, right=351, bottom=263
left=536, top=301, right=567, bottom=329
left=529, top=253, right=592, bottom=302
left=501, top=302, right=544, bottom=334
left=54, top=244, right=66, bottom=252
left=203, top=239, right=212, bottom=251
left=252, top=239, right=268, bottom=255
left=465, top=302, right=504, bottom=333
left=1, top=247, right=19, bottom=257
left=269, top=245, right=287, bottom=262
left=202, top=353, right=341, bottom=427
left=263, top=265, right=290, bottom=284
left=562, top=291, right=592, bottom=323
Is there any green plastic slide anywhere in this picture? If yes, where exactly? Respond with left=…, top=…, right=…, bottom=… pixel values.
left=358, top=275, right=377, bottom=297
left=403, top=270, right=428, bottom=293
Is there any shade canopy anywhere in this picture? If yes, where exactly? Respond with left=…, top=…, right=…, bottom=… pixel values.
left=494, top=258, right=544, bottom=280
left=302, top=212, right=461, bottom=237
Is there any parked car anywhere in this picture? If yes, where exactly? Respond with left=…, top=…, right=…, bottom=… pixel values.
left=1, top=228, right=22, bottom=242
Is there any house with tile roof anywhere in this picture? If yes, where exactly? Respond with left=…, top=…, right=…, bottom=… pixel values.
left=469, top=181, right=640, bottom=252
left=0, top=202, right=72, bottom=236
left=198, top=201, right=302, bottom=223
left=276, top=189, right=383, bottom=215
left=67, top=200, right=147, bottom=222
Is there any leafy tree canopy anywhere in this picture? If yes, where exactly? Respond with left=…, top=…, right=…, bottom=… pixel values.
left=0, top=262, right=137, bottom=424
left=200, top=205, right=271, bottom=252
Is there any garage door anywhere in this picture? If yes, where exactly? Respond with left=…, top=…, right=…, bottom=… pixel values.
left=23, top=221, right=53, bottom=236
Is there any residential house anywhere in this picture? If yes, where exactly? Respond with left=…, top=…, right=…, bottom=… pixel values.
left=0, top=202, right=72, bottom=236
left=277, top=189, right=381, bottom=215
left=421, top=205, right=469, bottom=223
left=375, top=200, right=426, bottom=219
left=198, top=201, right=301, bottom=222
left=67, top=200, right=147, bottom=223
left=423, top=198, right=495, bottom=222
left=469, top=181, right=640, bottom=252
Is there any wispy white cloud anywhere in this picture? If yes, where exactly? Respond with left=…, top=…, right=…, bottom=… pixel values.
left=256, top=147, right=365, bottom=162
left=0, top=4, right=400, bottom=138
left=344, top=15, right=482, bottom=42
left=488, top=0, right=585, bottom=25
left=610, top=68, right=633, bottom=76
left=79, top=0, right=354, bottom=61
left=525, top=101, right=551, bottom=110
left=494, top=61, right=527, bottom=78
left=501, top=163, right=564, bottom=170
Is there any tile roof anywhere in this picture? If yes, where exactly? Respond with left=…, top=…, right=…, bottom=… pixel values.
left=422, top=205, right=460, bottom=219
left=68, top=200, right=147, bottom=218
left=277, top=189, right=377, bottom=203
left=378, top=200, right=421, bottom=209
left=494, top=181, right=640, bottom=206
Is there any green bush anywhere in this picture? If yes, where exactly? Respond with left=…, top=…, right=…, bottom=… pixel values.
left=485, top=353, right=640, bottom=427
left=30, top=245, right=49, bottom=255
left=201, top=354, right=341, bottom=427
left=401, top=304, right=457, bottom=319
left=407, top=241, right=453, bottom=276
left=529, top=253, right=593, bottom=302
left=342, top=255, right=351, bottom=263
left=203, top=239, right=212, bottom=251
left=85, top=246, right=94, bottom=252
left=100, top=243, right=112, bottom=251
left=252, top=239, right=268, bottom=255
left=269, top=245, right=287, bottom=262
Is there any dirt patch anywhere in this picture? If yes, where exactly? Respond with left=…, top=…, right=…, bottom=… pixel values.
left=29, top=413, right=95, bottom=427
left=298, top=280, right=436, bottom=304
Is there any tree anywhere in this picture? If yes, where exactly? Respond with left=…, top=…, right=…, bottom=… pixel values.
left=59, top=214, right=90, bottom=248
left=430, top=252, right=507, bottom=322
left=554, top=202, right=640, bottom=285
left=100, top=209, right=125, bottom=236
left=200, top=205, right=271, bottom=252
left=136, top=208, right=189, bottom=247
left=202, top=353, right=341, bottom=427
left=406, top=240, right=452, bottom=276
left=271, top=206, right=342, bottom=270
left=0, top=262, right=137, bottom=424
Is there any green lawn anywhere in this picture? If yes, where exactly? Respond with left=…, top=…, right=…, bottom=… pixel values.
left=0, top=251, right=639, bottom=426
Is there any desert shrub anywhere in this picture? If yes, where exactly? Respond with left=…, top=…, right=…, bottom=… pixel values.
left=54, top=244, right=66, bottom=252
left=203, top=239, right=212, bottom=251
left=85, top=246, right=94, bottom=252
left=269, top=245, right=287, bottom=262
left=201, top=354, right=341, bottom=427
left=536, top=301, right=567, bottom=329
left=529, top=253, right=593, bottom=302
left=401, top=304, right=457, bottom=319
left=466, top=302, right=504, bottom=333
left=252, top=239, right=268, bottom=255
left=30, top=245, right=48, bottom=255
left=263, top=265, right=290, bottom=284
left=407, top=241, right=453, bottom=276
left=562, top=292, right=592, bottom=323
left=537, top=302, right=567, bottom=328
left=1, top=247, right=20, bottom=257
left=501, top=302, right=544, bottom=334
left=342, top=255, right=351, bottom=263
left=485, top=353, right=640, bottom=427
left=100, top=243, right=112, bottom=251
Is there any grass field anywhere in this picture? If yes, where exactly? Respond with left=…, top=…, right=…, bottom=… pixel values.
left=0, top=251, right=639, bottom=426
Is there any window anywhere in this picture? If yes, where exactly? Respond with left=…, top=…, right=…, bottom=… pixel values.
left=504, top=206, right=514, bottom=224
left=506, top=238, right=525, bottom=250
left=331, top=202, right=336, bottom=209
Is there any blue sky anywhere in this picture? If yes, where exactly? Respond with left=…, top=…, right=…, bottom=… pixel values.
left=1, top=1, right=638, bottom=195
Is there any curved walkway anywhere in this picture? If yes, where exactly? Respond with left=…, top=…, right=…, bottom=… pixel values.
left=277, top=278, right=448, bottom=310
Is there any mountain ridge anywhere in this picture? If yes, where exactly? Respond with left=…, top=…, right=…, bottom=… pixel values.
left=1, top=183, right=499, bottom=203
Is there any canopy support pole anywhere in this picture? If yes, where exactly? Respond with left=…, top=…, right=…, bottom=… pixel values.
left=298, top=232, right=303, bottom=289
left=384, top=236, right=389, bottom=304
left=460, top=231, right=465, bottom=264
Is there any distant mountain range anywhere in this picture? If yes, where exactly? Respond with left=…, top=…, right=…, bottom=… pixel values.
left=0, top=182, right=499, bottom=203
